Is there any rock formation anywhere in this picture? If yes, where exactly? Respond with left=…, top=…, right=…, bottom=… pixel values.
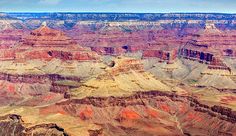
left=0, top=114, right=68, bottom=136
left=0, top=13, right=235, bottom=136
left=0, top=22, right=99, bottom=62
left=180, top=22, right=236, bottom=62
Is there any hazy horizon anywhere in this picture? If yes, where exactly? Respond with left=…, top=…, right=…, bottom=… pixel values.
left=0, top=0, right=236, bottom=13
left=2, top=12, right=236, bottom=14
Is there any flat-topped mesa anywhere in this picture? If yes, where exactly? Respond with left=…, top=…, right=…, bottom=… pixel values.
left=22, top=22, right=77, bottom=48
left=102, top=57, right=144, bottom=77
left=143, top=45, right=178, bottom=64
left=179, top=43, right=214, bottom=64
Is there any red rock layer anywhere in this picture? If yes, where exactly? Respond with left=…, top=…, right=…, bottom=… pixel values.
left=0, top=24, right=99, bottom=61
left=21, top=24, right=76, bottom=48
left=181, top=23, right=236, bottom=59
left=0, top=29, right=26, bottom=48
left=143, top=47, right=178, bottom=63
left=69, top=25, right=184, bottom=61
left=41, top=90, right=236, bottom=136
left=0, top=73, right=80, bottom=84
left=180, top=23, right=236, bottom=72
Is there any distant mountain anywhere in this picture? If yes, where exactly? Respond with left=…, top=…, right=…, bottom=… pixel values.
left=0, top=12, right=235, bottom=30
left=4, top=12, right=236, bottom=21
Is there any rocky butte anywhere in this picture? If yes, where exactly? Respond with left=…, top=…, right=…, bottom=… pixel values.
left=180, top=23, right=236, bottom=77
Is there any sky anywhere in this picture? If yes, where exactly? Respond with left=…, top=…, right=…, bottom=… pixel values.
left=0, top=0, right=236, bottom=13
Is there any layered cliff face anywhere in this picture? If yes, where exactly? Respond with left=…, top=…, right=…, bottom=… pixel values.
left=2, top=88, right=236, bottom=136
left=22, top=22, right=77, bottom=47
left=38, top=89, right=236, bottom=136
left=0, top=13, right=235, bottom=136
left=0, top=23, right=100, bottom=62
left=0, top=57, right=235, bottom=136
left=0, top=14, right=26, bottom=48
left=70, top=57, right=177, bottom=98
left=178, top=23, right=236, bottom=90
left=0, top=29, right=26, bottom=48
left=181, top=23, right=236, bottom=58
left=0, top=59, right=107, bottom=106
left=0, top=114, right=68, bottom=136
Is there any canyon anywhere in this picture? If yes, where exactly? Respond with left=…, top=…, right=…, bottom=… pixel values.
left=0, top=13, right=235, bottom=136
